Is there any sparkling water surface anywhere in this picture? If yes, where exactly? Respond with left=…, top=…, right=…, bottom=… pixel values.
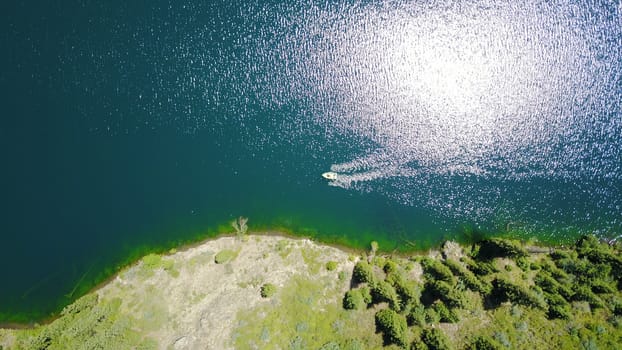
left=1, top=0, right=620, bottom=321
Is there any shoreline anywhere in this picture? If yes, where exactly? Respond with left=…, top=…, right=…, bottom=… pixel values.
left=2, top=232, right=620, bottom=349
left=2, top=233, right=362, bottom=349
left=0, top=230, right=568, bottom=330
left=0, top=231, right=365, bottom=330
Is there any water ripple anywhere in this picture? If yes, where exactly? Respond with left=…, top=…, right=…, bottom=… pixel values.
left=63, top=0, right=621, bottom=237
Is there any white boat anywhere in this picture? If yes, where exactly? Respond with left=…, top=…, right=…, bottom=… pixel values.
left=322, top=172, right=338, bottom=180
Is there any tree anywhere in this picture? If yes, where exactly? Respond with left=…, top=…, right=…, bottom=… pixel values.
left=375, top=309, right=408, bottom=347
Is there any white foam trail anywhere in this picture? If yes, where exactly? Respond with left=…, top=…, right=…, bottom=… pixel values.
left=328, top=165, right=425, bottom=189
left=330, top=151, right=395, bottom=173
left=329, top=158, right=490, bottom=189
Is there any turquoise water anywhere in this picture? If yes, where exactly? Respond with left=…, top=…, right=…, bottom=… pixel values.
left=1, top=0, right=620, bottom=322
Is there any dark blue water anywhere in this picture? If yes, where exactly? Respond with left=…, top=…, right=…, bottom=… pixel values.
left=1, top=0, right=620, bottom=322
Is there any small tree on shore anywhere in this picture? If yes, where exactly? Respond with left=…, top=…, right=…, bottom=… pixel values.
left=232, top=216, right=248, bottom=240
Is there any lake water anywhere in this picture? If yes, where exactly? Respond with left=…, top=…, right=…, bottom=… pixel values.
left=1, top=0, right=620, bottom=322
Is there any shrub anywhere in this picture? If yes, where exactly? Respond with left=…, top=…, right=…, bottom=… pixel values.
left=214, top=249, right=237, bottom=264
left=492, top=278, right=547, bottom=310
left=326, top=261, right=338, bottom=271
left=343, top=289, right=366, bottom=310
left=372, top=280, right=400, bottom=311
left=421, top=327, right=452, bottom=350
left=372, top=256, right=386, bottom=268
left=444, top=259, right=492, bottom=294
left=548, top=303, right=571, bottom=320
left=425, top=307, right=441, bottom=324
left=462, top=257, right=498, bottom=276
left=352, top=261, right=376, bottom=286
left=384, top=260, right=399, bottom=274
left=375, top=309, right=408, bottom=347
left=408, top=304, right=427, bottom=326
left=260, top=283, right=276, bottom=298
left=360, top=286, right=373, bottom=305
left=370, top=241, right=379, bottom=254
left=541, top=260, right=570, bottom=281
left=61, top=293, right=98, bottom=316
left=338, top=271, right=347, bottom=281
left=142, top=254, right=163, bottom=269
left=424, top=280, right=468, bottom=309
left=432, top=301, right=459, bottom=323
left=612, top=300, right=622, bottom=316
left=411, top=339, right=430, bottom=350
left=549, top=250, right=576, bottom=261
left=534, top=271, right=572, bottom=300
left=571, top=286, right=603, bottom=308
left=544, top=292, right=571, bottom=319
left=421, top=258, right=455, bottom=283
left=467, top=335, right=502, bottom=350
left=515, top=257, right=531, bottom=271
left=584, top=250, right=622, bottom=281
left=386, top=272, right=421, bottom=307
left=476, top=238, right=528, bottom=260
left=591, top=280, right=615, bottom=294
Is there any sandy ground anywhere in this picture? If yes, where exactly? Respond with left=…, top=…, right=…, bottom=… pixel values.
left=95, top=233, right=355, bottom=350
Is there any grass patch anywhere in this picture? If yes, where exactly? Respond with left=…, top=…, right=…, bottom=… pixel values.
left=214, top=249, right=238, bottom=264
left=233, top=275, right=383, bottom=349
left=260, top=284, right=277, bottom=298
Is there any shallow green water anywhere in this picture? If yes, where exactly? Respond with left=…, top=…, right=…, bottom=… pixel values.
left=1, top=0, right=620, bottom=322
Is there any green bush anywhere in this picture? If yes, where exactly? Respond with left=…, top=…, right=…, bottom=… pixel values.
left=374, top=309, right=408, bottom=347
left=591, top=280, right=615, bottom=294
left=421, top=327, right=452, bottom=350
left=548, top=303, right=571, bottom=320
left=372, top=280, right=400, bottom=311
left=424, top=307, right=441, bottom=324
left=61, top=293, right=98, bottom=316
left=476, top=238, right=528, bottom=260
left=372, top=256, right=386, bottom=268
left=549, top=250, right=576, bottom=261
left=421, top=258, right=455, bottom=283
left=444, top=259, right=492, bottom=294
left=562, top=259, right=611, bottom=285
left=571, top=286, right=603, bottom=308
left=360, top=286, right=373, bottom=305
left=384, top=260, right=399, bottom=274
left=611, top=300, right=622, bottom=316
left=424, top=280, right=468, bottom=309
left=491, top=278, right=547, bottom=310
left=215, top=249, right=238, bottom=264
left=411, top=339, right=430, bottom=350
left=338, top=271, right=347, bottom=281
left=541, top=260, right=570, bottom=281
left=432, top=301, right=459, bottom=323
left=386, top=272, right=421, bottom=308
left=260, top=283, right=276, bottom=298
left=515, top=257, right=531, bottom=272
left=462, top=257, right=498, bottom=276
left=326, top=261, right=338, bottom=271
left=343, top=289, right=366, bottom=310
left=352, top=261, right=376, bottom=286
left=534, top=271, right=572, bottom=300
left=467, top=335, right=502, bottom=350
left=544, top=292, right=571, bottom=319
left=142, top=254, right=163, bottom=269
left=408, top=304, right=427, bottom=326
